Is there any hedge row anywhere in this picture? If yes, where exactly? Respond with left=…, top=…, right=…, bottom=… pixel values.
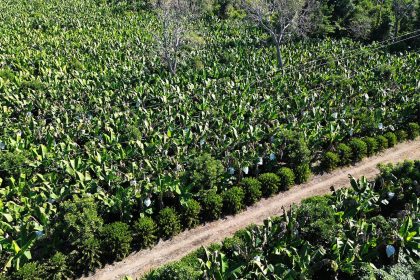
left=321, top=123, right=419, bottom=172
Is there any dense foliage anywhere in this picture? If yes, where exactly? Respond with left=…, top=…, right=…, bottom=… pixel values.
left=145, top=160, right=420, bottom=279
left=0, top=0, right=418, bottom=277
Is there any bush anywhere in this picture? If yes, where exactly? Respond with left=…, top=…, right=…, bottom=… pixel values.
left=297, top=196, right=337, bottom=246
left=294, top=163, right=311, bottom=184
left=348, top=138, right=367, bottom=162
left=321, top=152, right=340, bottom=172
left=258, top=173, right=280, bottom=197
left=134, top=216, right=158, bottom=249
left=396, top=130, right=408, bottom=142
left=239, top=177, right=262, bottom=205
left=337, top=143, right=352, bottom=165
left=222, top=186, right=245, bottom=215
left=148, top=262, right=200, bottom=280
left=12, top=262, right=45, bottom=280
left=157, top=207, right=181, bottom=239
left=407, top=122, right=419, bottom=139
left=45, top=252, right=73, bottom=280
left=53, top=196, right=103, bottom=273
left=182, top=199, right=201, bottom=229
left=376, top=135, right=388, bottom=152
left=282, top=134, right=311, bottom=167
left=364, top=137, right=378, bottom=156
left=222, top=236, right=244, bottom=258
left=277, top=167, right=295, bottom=190
left=384, top=132, right=397, bottom=147
left=187, top=153, right=224, bottom=191
left=199, top=189, right=223, bottom=221
left=101, top=222, right=132, bottom=261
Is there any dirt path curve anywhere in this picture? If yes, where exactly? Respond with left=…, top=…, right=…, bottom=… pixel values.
left=82, top=139, right=420, bottom=280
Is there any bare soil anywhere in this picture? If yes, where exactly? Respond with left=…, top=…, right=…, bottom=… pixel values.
left=82, top=139, right=420, bottom=280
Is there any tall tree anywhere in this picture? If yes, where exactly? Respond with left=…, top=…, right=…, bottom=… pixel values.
left=241, top=0, right=318, bottom=68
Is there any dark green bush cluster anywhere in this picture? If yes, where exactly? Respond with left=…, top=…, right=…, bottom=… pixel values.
left=200, top=189, right=223, bottom=221
left=348, top=138, right=367, bottom=161
left=222, top=186, right=245, bottom=214
left=277, top=167, right=295, bottom=190
left=408, top=122, right=419, bottom=139
left=364, top=137, right=378, bottom=156
left=384, top=132, right=397, bottom=147
left=239, top=177, right=262, bottom=205
left=376, top=135, right=389, bottom=151
left=294, top=163, right=311, bottom=184
left=258, top=173, right=280, bottom=197
left=158, top=207, right=181, bottom=239
left=134, top=216, right=158, bottom=249
left=321, top=151, right=340, bottom=172
left=101, top=221, right=132, bottom=261
left=186, top=153, right=225, bottom=191
left=337, top=143, right=352, bottom=165
left=182, top=199, right=201, bottom=229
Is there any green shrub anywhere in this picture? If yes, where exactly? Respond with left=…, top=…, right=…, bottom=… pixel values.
left=134, top=216, right=158, bottom=248
left=187, top=153, right=224, bottom=191
left=294, top=163, right=311, bottom=184
left=222, top=186, right=245, bottom=215
left=348, top=138, right=367, bottom=161
left=283, top=136, right=311, bottom=167
left=407, top=122, right=419, bottom=139
left=297, top=196, right=337, bottom=246
left=239, top=177, right=262, bottom=205
left=384, top=132, right=397, bottom=147
left=222, top=236, right=244, bottom=258
left=12, top=262, right=45, bottom=280
left=45, top=252, right=73, bottom=280
left=157, top=207, right=181, bottom=239
left=258, top=173, right=280, bottom=197
left=150, top=262, right=200, bottom=280
left=321, top=152, right=340, bottom=172
left=337, top=143, right=352, bottom=165
left=396, top=130, right=408, bottom=142
left=101, top=222, right=132, bottom=261
left=376, top=135, right=388, bottom=152
left=182, top=199, right=201, bottom=229
left=53, top=196, right=103, bottom=273
left=277, top=167, right=295, bottom=190
left=364, top=137, right=378, bottom=156
left=199, top=189, right=223, bottom=221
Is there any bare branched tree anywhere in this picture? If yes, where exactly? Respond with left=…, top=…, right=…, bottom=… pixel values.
left=241, top=0, right=318, bottom=68
left=155, top=0, right=197, bottom=75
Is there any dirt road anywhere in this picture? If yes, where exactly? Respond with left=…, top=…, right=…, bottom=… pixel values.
left=82, top=139, right=420, bottom=280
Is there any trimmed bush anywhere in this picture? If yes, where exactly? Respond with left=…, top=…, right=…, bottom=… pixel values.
left=199, top=189, right=223, bottom=221
left=376, top=135, right=388, bottom=152
left=348, top=138, right=367, bottom=162
left=321, top=152, right=340, bottom=172
left=384, top=132, right=397, bottom=147
left=277, top=167, right=295, bottom=190
left=45, top=252, right=73, bottom=280
left=337, top=143, right=352, bottom=165
left=134, top=216, right=158, bottom=249
left=396, top=130, right=408, bottom=142
left=187, top=153, right=224, bottom=191
left=101, top=222, right=132, bottom=261
left=182, top=199, right=201, bottom=229
left=294, top=163, right=311, bottom=184
left=364, top=137, right=378, bottom=156
left=157, top=207, right=181, bottom=239
left=408, top=122, right=419, bottom=140
left=283, top=137, right=311, bottom=167
left=239, top=177, right=262, bottom=205
left=12, top=262, right=45, bottom=280
left=222, top=186, right=245, bottom=215
left=258, top=173, right=280, bottom=197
